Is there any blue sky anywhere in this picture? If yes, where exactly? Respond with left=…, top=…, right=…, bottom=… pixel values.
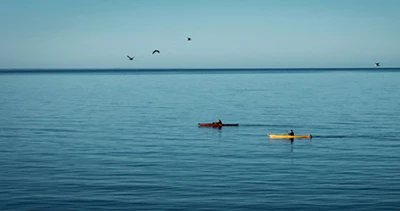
left=0, top=0, right=399, bottom=69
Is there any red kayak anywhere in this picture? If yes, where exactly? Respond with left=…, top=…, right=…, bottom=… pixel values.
left=198, top=123, right=239, bottom=127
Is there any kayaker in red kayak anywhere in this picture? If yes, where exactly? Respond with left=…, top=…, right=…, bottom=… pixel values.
left=288, top=130, right=294, bottom=136
left=212, top=119, right=222, bottom=124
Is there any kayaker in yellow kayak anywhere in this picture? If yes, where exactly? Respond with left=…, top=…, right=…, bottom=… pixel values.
left=288, top=130, right=294, bottom=136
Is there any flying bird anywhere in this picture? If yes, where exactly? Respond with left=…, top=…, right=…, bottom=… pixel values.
left=152, top=50, right=160, bottom=54
left=127, top=55, right=134, bottom=60
left=187, top=37, right=191, bottom=41
left=375, top=62, right=380, bottom=67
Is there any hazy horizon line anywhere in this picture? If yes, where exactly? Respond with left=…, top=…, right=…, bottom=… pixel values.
left=1, top=67, right=399, bottom=71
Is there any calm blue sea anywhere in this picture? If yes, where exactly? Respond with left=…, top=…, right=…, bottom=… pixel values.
left=1, top=69, right=400, bottom=210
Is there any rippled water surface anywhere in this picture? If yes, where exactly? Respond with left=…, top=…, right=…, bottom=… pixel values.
left=1, top=69, right=400, bottom=210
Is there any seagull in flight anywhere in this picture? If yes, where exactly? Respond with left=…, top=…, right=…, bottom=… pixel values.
left=187, top=37, right=191, bottom=41
left=127, top=55, right=134, bottom=60
left=375, top=62, right=380, bottom=67
left=152, top=50, right=160, bottom=54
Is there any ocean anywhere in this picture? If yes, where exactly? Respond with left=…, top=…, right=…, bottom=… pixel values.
left=1, top=68, right=399, bottom=210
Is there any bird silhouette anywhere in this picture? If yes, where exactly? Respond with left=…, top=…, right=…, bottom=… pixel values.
left=152, top=50, right=160, bottom=54
left=127, top=55, right=134, bottom=60
left=375, top=62, right=380, bottom=67
left=187, top=37, right=191, bottom=41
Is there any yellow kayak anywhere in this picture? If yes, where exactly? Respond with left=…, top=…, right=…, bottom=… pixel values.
left=268, top=134, right=312, bottom=139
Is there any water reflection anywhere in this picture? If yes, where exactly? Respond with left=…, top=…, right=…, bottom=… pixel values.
left=290, top=138, right=294, bottom=152
left=268, top=137, right=312, bottom=153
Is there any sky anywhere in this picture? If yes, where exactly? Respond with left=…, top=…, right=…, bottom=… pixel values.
left=0, top=0, right=399, bottom=69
